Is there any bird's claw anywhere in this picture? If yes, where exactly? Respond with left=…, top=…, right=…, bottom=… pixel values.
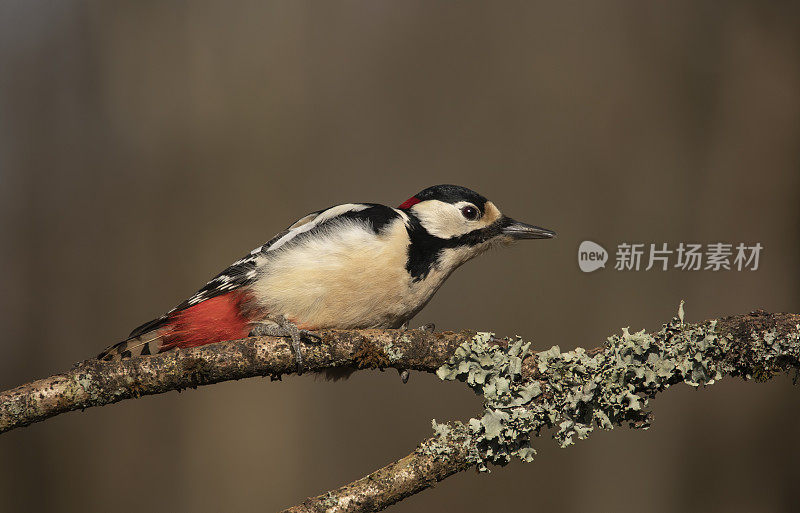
left=249, top=315, right=320, bottom=374
left=297, top=329, right=322, bottom=343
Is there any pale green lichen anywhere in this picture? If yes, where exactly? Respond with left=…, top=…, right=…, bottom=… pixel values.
left=436, top=332, right=544, bottom=471
left=543, top=318, right=729, bottom=448
left=383, top=340, right=405, bottom=362
left=419, top=420, right=478, bottom=462
left=435, top=309, right=800, bottom=472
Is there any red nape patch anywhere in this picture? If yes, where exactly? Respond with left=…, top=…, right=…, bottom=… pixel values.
left=161, top=291, right=253, bottom=350
left=398, top=196, right=421, bottom=209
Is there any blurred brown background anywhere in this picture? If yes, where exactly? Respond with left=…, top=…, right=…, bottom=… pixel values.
left=1, top=2, right=799, bottom=512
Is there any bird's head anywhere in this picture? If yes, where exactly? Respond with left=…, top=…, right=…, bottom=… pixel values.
left=398, top=184, right=555, bottom=280
left=399, top=184, right=555, bottom=243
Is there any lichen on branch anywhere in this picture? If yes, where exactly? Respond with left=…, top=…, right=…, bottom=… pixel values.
left=431, top=310, right=800, bottom=475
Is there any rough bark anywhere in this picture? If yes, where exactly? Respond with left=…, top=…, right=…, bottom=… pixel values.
left=0, top=327, right=476, bottom=434
left=283, top=430, right=474, bottom=513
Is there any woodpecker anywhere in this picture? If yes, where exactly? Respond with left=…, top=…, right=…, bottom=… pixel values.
left=98, top=184, right=555, bottom=368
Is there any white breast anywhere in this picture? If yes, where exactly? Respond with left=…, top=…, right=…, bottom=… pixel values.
left=252, top=218, right=423, bottom=329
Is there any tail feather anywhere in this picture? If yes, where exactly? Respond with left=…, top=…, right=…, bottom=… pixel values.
left=98, top=329, right=169, bottom=361
left=98, top=291, right=254, bottom=361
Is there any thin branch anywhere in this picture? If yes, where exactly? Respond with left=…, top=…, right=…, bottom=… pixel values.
left=283, top=429, right=475, bottom=513
left=2, top=311, right=799, bottom=513
left=0, top=328, right=472, bottom=434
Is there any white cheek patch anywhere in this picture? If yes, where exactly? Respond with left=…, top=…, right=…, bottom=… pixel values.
left=412, top=200, right=502, bottom=238
left=411, top=200, right=471, bottom=239
left=267, top=203, right=368, bottom=252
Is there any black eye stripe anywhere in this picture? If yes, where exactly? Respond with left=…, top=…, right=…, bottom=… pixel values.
left=404, top=215, right=504, bottom=281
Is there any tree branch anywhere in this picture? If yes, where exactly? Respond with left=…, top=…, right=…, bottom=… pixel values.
left=0, top=328, right=472, bottom=435
left=283, top=428, right=475, bottom=513
left=2, top=311, right=799, bottom=513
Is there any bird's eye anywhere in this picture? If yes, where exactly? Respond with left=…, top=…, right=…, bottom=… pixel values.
left=461, top=205, right=479, bottom=220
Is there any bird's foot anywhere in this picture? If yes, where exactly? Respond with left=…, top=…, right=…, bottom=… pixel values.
left=249, top=315, right=321, bottom=373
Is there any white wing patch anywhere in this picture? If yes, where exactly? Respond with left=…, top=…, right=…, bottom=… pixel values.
left=266, top=203, right=369, bottom=253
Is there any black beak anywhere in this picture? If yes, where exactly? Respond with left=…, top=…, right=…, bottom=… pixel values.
left=501, top=218, right=556, bottom=240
